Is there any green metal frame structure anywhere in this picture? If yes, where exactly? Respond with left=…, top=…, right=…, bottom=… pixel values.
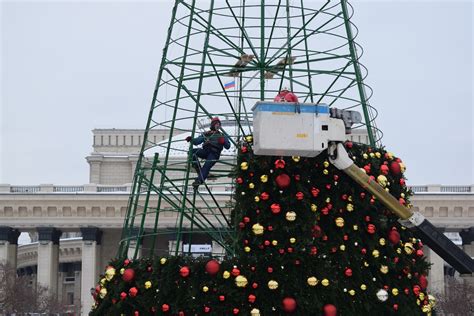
left=117, top=0, right=381, bottom=260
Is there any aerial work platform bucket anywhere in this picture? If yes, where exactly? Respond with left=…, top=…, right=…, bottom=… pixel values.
left=252, top=102, right=346, bottom=157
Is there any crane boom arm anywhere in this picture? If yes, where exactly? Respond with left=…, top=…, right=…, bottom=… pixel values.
left=329, top=143, right=474, bottom=274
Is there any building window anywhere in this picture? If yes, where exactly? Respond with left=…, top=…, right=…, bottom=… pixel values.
left=67, top=292, right=74, bottom=305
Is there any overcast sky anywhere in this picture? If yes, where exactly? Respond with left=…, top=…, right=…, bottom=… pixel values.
left=1, top=0, right=472, bottom=186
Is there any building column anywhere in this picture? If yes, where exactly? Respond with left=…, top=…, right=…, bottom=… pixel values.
left=128, top=155, right=139, bottom=183
left=37, top=227, right=62, bottom=295
left=0, top=226, right=20, bottom=268
left=80, top=227, right=102, bottom=316
left=86, top=155, right=103, bottom=184
left=426, top=245, right=445, bottom=295
left=459, top=227, right=474, bottom=286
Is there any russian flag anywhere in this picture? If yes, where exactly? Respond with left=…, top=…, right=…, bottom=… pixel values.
left=224, top=80, right=236, bottom=90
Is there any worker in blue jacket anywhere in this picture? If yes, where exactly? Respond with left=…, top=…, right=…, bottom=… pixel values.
left=186, top=117, right=230, bottom=187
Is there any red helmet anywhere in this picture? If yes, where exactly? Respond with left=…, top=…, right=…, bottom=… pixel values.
left=210, top=117, right=221, bottom=129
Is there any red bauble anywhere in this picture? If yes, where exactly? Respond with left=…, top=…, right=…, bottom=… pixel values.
left=233, top=308, right=239, bottom=315
left=344, top=268, right=353, bottom=277
left=413, top=285, right=421, bottom=296
left=243, top=216, right=250, bottom=223
left=162, top=304, right=170, bottom=312
left=252, top=282, right=258, bottom=289
left=345, top=141, right=353, bottom=149
left=241, top=146, right=248, bottom=153
left=390, top=161, right=401, bottom=174
left=267, top=267, right=274, bottom=273
left=311, top=187, right=320, bottom=197
left=312, top=225, right=323, bottom=238
left=270, top=203, right=281, bottom=214
left=323, top=304, right=337, bottom=316
left=248, top=294, right=256, bottom=303
left=203, top=306, right=211, bottom=313
left=236, top=177, right=243, bottom=184
left=122, top=268, right=135, bottom=282
left=416, top=249, right=424, bottom=257
left=321, top=207, right=329, bottom=215
left=310, top=246, right=318, bottom=255
left=129, top=287, right=138, bottom=297
left=120, top=292, right=127, bottom=300
left=380, top=165, right=389, bottom=175
left=134, top=311, right=139, bottom=316
left=124, top=259, right=130, bottom=266
left=282, top=297, right=297, bottom=313
left=219, top=295, right=225, bottom=301
left=275, top=174, right=291, bottom=189
left=260, top=192, right=269, bottom=200
left=363, top=164, right=371, bottom=174
left=231, top=268, right=240, bottom=276
left=274, top=159, right=286, bottom=169
left=399, top=178, right=406, bottom=186
left=388, top=230, right=401, bottom=244
left=178, top=312, right=185, bottom=316
left=294, top=174, right=301, bottom=181
left=367, top=224, right=376, bottom=234
left=419, top=275, right=428, bottom=289
left=393, top=304, right=399, bottom=311
left=205, top=260, right=220, bottom=276
left=179, top=266, right=190, bottom=277
left=296, top=192, right=304, bottom=200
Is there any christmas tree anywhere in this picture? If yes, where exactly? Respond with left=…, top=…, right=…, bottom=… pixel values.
left=91, top=140, right=434, bottom=315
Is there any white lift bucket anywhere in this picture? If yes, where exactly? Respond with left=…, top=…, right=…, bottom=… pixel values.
left=252, top=102, right=346, bottom=157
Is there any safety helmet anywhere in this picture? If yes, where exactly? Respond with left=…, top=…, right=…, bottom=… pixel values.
left=210, top=117, right=221, bottom=129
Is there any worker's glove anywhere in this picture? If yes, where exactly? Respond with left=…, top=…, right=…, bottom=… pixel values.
left=185, top=136, right=192, bottom=142
left=218, top=137, right=225, bottom=145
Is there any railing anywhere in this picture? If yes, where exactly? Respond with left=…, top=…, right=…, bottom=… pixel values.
left=54, top=186, right=85, bottom=192
left=2, top=184, right=472, bottom=194
left=10, top=186, right=41, bottom=193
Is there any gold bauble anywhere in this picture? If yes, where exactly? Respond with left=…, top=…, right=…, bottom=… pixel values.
left=349, top=289, right=355, bottom=296
left=363, top=153, right=368, bottom=159
left=252, top=223, right=264, bottom=235
left=335, top=217, right=344, bottom=227
left=250, top=308, right=260, bottom=316
left=223, top=271, right=230, bottom=279
left=379, top=238, right=386, bottom=246
left=386, top=152, right=394, bottom=160
left=375, top=152, right=381, bottom=158
left=428, top=294, right=436, bottom=307
left=323, top=169, right=329, bottom=175
left=160, top=257, right=167, bottom=265
left=353, top=225, right=358, bottom=231
left=249, top=183, right=255, bottom=189
left=396, top=247, right=402, bottom=254
left=292, top=156, right=300, bottom=162
left=369, top=152, right=375, bottom=158
left=202, top=286, right=209, bottom=292
left=100, top=278, right=106, bottom=285
left=372, top=250, right=380, bottom=258
left=422, top=304, right=431, bottom=313
left=120, top=268, right=125, bottom=275
left=380, top=265, right=389, bottom=274
left=307, top=277, right=318, bottom=286
left=321, top=278, right=330, bottom=286
left=399, top=162, right=406, bottom=172
left=245, top=135, right=253, bottom=143
left=240, top=162, right=248, bottom=170
left=347, top=203, right=354, bottom=212
left=254, top=196, right=260, bottom=202
left=325, top=197, right=331, bottom=203
left=360, top=284, right=367, bottom=291
left=311, top=204, right=317, bottom=212
left=339, top=244, right=346, bottom=251
left=272, top=240, right=278, bottom=246
left=392, top=288, right=399, bottom=296
left=364, top=261, right=369, bottom=267
left=419, top=293, right=425, bottom=300
left=260, top=175, right=268, bottom=183
left=286, top=211, right=296, bottom=221
left=145, top=281, right=152, bottom=289
left=244, top=246, right=251, bottom=252
left=323, top=161, right=330, bottom=168
left=404, top=242, right=414, bottom=254
left=289, top=238, right=296, bottom=244
left=235, top=275, right=248, bottom=288
left=99, top=288, right=107, bottom=299
left=377, top=175, right=388, bottom=187
left=268, top=280, right=279, bottom=290
left=105, top=267, right=115, bottom=280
